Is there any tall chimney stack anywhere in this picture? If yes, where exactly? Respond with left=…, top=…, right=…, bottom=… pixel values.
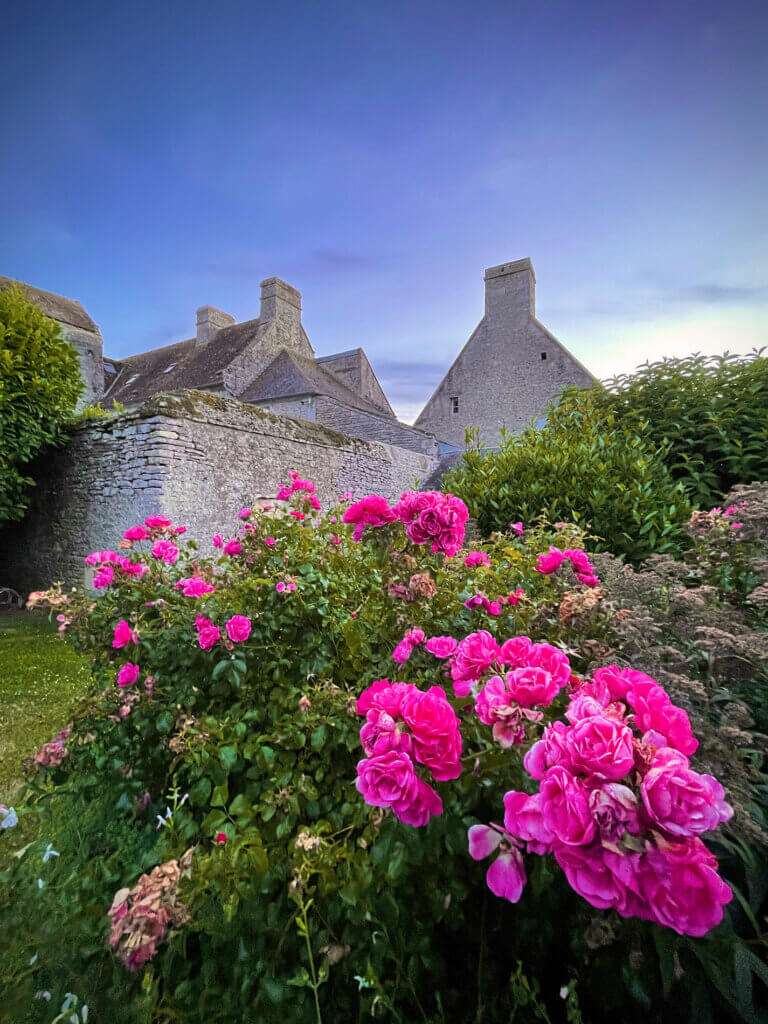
left=484, top=258, right=536, bottom=324
left=196, top=305, right=235, bottom=347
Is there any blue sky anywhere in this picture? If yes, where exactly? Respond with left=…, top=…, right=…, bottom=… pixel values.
left=1, top=0, right=766, bottom=420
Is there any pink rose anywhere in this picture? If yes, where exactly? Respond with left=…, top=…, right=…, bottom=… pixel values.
left=342, top=495, right=397, bottom=541
left=638, top=838, right=733, bottom=936
left=393, top=776, right=443, bottom=827
left=175, top=577, right=215, bottom=598
left=626, top=678, right=698, bottom=756
left=425, top=636, right=458, bottom=659
left=523, top=721, right=571, bottom=780
left=151, top=540, right=179, bottom=564
left=117, top=662, right=141, bottom=688
left=464, top=551, right=491, bottom=568
left=360, top=708, right=411, bottom=757
left=402, top=685, right=462, bottom=780
left=405, top=628, right=425, bottom=646
left=198, top=625, right=221, bottom=651
left=450, top=630, right=502, bottom=696
left=123, top=525, right=149, bottom=542
left=391, top=639, right=413, bottom=664
left=264, top=536, right=276, bottom=547
left=212, top=534, right=224, bottom=548
left=393, top=490, right=469, bottom=557
left=565, top=714, right=635, bottom=781
left=93, top=566, right=115, bottom=589
left=225, top=615, right=251, bottom=644
left=223, top=540, right=242, bottom=557
left=356, top=680, right=414, bottom=717
left=112, top=619, right=137, bottom=649
left=555, top=843, right=641, bottom=914
left=355, top=750, right=419, bottom=810
left=565, top=693, right=607, bottom=723
left=506, top=666, right=561, bottom=708
left=535, top=547, right=566, bottom=575
left=238, top=507, right=252, bottom=519
left=144, top=515, right=173, bottom=529
left=511, top=522, right=524, bottom=536
left=503, top=791, right=554, bottom=852
left=540, top=766, right=595, bottom=846
left=641, top=747, right=733, bottom=837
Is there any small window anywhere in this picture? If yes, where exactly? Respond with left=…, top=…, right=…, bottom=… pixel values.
left=162, top=362, right=177, bottom=374
left=540, top=352, right=547, bottom=361
left=451, top=396, right=459, bottom=414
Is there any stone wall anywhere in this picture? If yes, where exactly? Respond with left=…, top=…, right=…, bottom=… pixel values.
left=0, top=391, right=438, bottom=592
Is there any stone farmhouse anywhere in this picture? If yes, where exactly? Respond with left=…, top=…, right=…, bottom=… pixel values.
left=0, top=259, right=591, bottom=590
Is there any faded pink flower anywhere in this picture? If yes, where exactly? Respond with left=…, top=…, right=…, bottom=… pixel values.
left=467, top=824, right=527, bottom=903
left=225, top=615, right=251, bottom=644
left=589, top=784, right=641, bottom=847
left=212, top=533, right=224, bottom=548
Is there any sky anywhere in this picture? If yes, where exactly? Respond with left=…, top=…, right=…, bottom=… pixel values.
left=1, top=1, right=766, bottom=422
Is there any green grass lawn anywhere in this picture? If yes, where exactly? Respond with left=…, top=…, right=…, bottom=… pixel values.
left=0, top=612, right=91, bottom=797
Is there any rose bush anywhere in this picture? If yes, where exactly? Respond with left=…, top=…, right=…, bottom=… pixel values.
left=1, top=478, right=766, bottom=1023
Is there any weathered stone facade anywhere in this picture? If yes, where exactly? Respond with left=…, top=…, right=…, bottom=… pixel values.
left=0, top=391, right=439, bottom=592
left=415, top=258, right=594, bottom=448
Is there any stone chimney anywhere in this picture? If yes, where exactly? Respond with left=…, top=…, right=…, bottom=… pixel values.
left=484, top=258, right=536, bottom=324
left=260, top=277, right=302, bottom=334
left=196, top=305, right=236, bottom=347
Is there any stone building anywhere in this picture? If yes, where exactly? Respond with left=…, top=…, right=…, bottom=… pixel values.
left=0, top=276, right=104, bottom=408
left=415, top=258, right=594, bottom=448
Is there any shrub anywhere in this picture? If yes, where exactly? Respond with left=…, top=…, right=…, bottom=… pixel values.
left=560, top=351, right=768, bottom=506
left=2, top=480, right=766, bottom=1023
left=0, top=285, right=82, bottom=525
left=444, top=397, right=691, bottom=562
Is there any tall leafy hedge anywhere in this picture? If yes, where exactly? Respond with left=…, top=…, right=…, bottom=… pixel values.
left=444, top=398, right=691, bottom=562
left=559, top=351, right=768, bottom=506
left=0, top=285, right=82, bottom=525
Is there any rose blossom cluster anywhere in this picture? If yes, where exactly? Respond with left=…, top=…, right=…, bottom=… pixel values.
left=193, top=613, right=252, bottom=649
left=464, top=588, right=525, bottom=617
left=535, top=547, right=600, bottom=587
left=355, top=679, right=462, bottom=826
left=276, top=470, right=322, bottom=511
left=108, top=850, right=193, bottom=970
left=470, top=665, right=734, bottom=937
left=85, top=550, right=149, bottom=589
left=473, top=637, right=571, bottom=747
left=34, top=725, right=72, bottom=768
left=343, top=490, right=469, bottom=556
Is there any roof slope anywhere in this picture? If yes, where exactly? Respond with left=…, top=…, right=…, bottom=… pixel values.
left=0, top=276, right=98, bottom=332
left=241, top=350, right=392, bottom=416
left=105, top=319, right=262, bottom=406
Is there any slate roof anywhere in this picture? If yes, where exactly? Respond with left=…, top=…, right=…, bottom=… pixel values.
left=104, top=319, right=262, bottom=406
left=240, top=349, right=392, bottom=417
left=0, top=276, right=98, bottom=332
